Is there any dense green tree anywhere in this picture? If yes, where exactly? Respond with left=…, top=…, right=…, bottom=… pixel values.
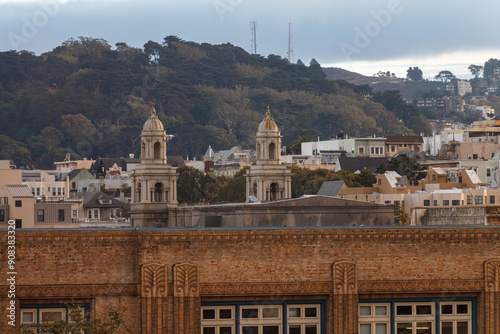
left=484, top=58, right=500, bottom=78
left=376, top=155, right=426, bottom=185
left=468, top=64, right=483, bottom=79
left=434, top=70, right=455, bottom=83
left=287, top=135, right=311, bottom=155
left=406, top=67, right=423, bottom=81
left=0, top=37, right=420, bottom=168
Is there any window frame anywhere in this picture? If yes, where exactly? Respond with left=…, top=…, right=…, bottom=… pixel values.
left=37, top=209, right=44, bottom=222
left=20, top=303, right=90, bottom=332
left=201, top=300, right=325, bottom=334
left=359, top=298, right=476, bottom=334
left=58, top=209, right=65, bottom=222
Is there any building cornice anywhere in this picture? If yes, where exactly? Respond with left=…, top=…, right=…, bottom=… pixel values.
left=9, top=227, right=500, bottom=243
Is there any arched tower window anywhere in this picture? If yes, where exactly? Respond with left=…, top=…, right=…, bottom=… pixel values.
left=270, top=182, right=279, bottom=201
left=269, top=143, right=276, bottom=160
left=137, top=182, right=142, bottom=202
left=252, top=182, right=258, bottom=197
left=141, top=141, right=146, bottom=159
left=257, top=143, right=261, bottom=159
left=153, top=142, right=161, bottom=160
left=154, top=182, right=163, bottom=202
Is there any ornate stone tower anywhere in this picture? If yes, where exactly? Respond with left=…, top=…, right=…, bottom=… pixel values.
left=246, top=107, right=292, bottom=202
left=130, top=107, right=178, bottom=227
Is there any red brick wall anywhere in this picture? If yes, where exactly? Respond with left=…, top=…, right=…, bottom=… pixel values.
left=1, top=227, right=500, bottom=333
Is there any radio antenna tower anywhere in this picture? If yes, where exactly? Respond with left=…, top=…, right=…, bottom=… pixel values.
left=287, top=22, right=294, bottom=63
left=250, top=21, right=257, bottom=54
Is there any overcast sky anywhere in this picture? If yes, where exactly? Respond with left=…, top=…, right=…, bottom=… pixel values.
left=1, top=0, right=499, bottom=79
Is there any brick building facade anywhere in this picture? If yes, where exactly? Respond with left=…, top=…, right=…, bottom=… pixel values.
left=2, top=226, right=500, bottom=333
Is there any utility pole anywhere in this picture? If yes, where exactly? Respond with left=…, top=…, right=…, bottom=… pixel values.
left=250, top=21, right=257, bottom=54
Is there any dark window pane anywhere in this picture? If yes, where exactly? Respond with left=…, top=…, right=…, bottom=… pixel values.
left=41, top=311, right=63, bottom=322
left=416, top=305, right=432, bottom=315
left=305, top=325, right=318, bottom=334
left=262, top=307, right=279, bottom=318
left=289, top=325, right=301, bottom=334
left=219, top=309, right=232, bottom=319
left=220, top=327, right=232, bottom=334
left=203, top=327, right=216, bottom=334
left=441, top=305, right=453, bottom=315
left=242, top=326, right=258, bottom=334
left=441, top=322, right=453, bottom=334
left=457, top=304, right=469, bottom=314
left=416, top=322, right=432, bottom=334
left=203, top=309, right=215, bottom=320
left=457, top=321, right=469, bottom=334
left=305, top=307, right=317, bottom=317
left=396, top=322, right=412, bottom=334
left=263, top=326, right=279, bottom=334
left=241, top=308, right=258, bottom=319
left=397, top=305, right=412, bottom=315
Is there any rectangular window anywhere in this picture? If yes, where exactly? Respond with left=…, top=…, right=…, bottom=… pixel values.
left=443, top=200, right=450, bottom=206
left=15, top=200, right=22, bottom=207
left=288, top=305, right=321, bottom=334
left=52, top=188, right=56, bottom=196
left=452, top=200, right=460, bottom=206
left=201, top=306, right=235, bottom=334
left=202, top=303, right=322, bottom=334
left=37, top=209, right=44, bottom=222
left=423, top=200, right=430, bottom=207
left=58, top=188, right=62, bottom=196
left=241, top=305, right=282, bottom=334
left=473, top=154, right=478, bottom=160
left=88, top=211, right=92, bottom=219
left=0, top=209, right=4, bottom=222
left=375, top=147, right=379, bottom=154
left=361, top=300, right=473, bottom=334
left=359, top=147, right=364, bottom=155
left=467, top=196, right=472, bottom=205
left=58, top=209, right=65, bottom=222
left=359, top=303, right=390, bottom=334
left=371, top=147, right=375, bottom=154
left=433, top=200, right=437, bottom=206
left=93, top=209, right=99, bottom=219
left=475, top=196, right=483, bottom=205
left=487, top=168, right=491, bottom=177
left=36, top=188, right=40, bottom=196
left=72, top=209, right=78, bottom=219
left=21, top=304, right=89, bottom=333
left=491, top=196, right=496, bottom=204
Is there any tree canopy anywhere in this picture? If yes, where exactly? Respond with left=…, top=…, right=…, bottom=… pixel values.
left=0, top=36, right=415, bottom=168
left=406, top=67, right=423, bottom=81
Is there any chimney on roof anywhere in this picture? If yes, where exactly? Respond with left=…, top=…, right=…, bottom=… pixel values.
left=129, top=154, right=135, bottom=159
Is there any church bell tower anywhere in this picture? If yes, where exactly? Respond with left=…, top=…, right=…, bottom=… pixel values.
left=130, top=107, right=178, bottom=227
left=246, top=107, right=291, bottom=202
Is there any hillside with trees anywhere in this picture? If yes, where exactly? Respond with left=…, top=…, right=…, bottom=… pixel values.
left=0, top=36, right=424, bottom=168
